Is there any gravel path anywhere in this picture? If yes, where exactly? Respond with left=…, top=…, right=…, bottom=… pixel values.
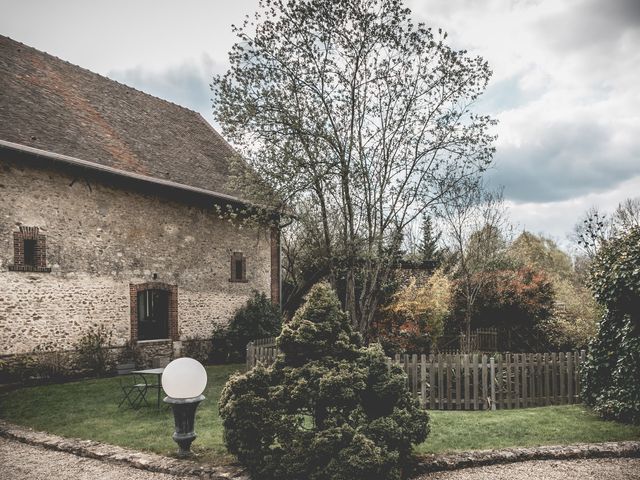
left=2, top=435, right=639, bottom=480
left=415, top=457, right=640, bottom=480
left=0, top=437, right=190, bottom=480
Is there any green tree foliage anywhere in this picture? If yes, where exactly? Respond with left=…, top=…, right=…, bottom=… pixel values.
left=508, top=232, right=573, bottom=280
left=211, top=291, right=282, bottom=363
left=213, top=0, right=496, bottom=336
left=219, top=283, right=429, bottom=479
left=455, top=266, right=555, bottom=351
left=582, top=226, right=640, bottom=424
left=508, top=231, right=600, bottom=349
left=417, top=214, right=443, bottom=265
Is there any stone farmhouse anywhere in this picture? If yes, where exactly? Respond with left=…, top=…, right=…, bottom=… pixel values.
left=0, top=35, right=280, bottom=366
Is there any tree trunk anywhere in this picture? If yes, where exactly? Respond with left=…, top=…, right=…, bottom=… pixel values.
left=346, top=268, right=358, bottom=331
left=465, top=305, right=472, bottom=353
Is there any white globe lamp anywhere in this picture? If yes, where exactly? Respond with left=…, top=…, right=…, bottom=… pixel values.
left=162, top=357, right=207, bottom=399
left=161, top=357, right=208, bottom=457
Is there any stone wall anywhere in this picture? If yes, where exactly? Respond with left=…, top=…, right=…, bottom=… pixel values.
left=0, top=157, right=273, bottom=357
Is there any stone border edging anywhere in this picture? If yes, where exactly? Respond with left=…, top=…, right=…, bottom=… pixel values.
left=1, top=419, right=638, bottom=478
left=0, top=420, right=248, bottom=479
left=414, top=440, right=640, bottom=475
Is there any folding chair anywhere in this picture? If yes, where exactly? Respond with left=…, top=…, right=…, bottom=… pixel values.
left=117, top=366, right=150, bottom=409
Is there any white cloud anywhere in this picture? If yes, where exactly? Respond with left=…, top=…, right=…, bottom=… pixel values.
left=409, top=0, right=640, bottom=246
left=507, top=173, right=640, bottom=249
left=108, top=53, right=225, bottom=121
left=2, top=0, right=638, bottom=250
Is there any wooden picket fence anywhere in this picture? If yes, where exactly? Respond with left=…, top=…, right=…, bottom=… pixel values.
left=246, top=336, right=278, bottom=370
left=246, top=340, right=586, bottom=410
left=391, top=351, right=586, bottom=410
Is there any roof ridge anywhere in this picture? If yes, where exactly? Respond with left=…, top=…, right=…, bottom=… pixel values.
left=0, top=34, right=208, bottom=119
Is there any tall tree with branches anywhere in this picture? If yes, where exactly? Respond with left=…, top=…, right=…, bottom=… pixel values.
left=439, top=185, right=508, bottom=351
left=213, top=0, right=496, bottom=336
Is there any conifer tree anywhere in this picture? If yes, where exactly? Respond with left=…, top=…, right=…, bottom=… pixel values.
left=219, top=283, right=429, bottom=479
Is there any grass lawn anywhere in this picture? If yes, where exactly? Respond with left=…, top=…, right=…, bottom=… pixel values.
left=1, top=364, right=638, bottom=464
left=0, top=364, right=242, bottom=464
left=417, top=405, right=640, bottom=454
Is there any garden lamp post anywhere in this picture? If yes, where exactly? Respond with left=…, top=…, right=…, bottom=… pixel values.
left=161, top=357, right=208, bottom=457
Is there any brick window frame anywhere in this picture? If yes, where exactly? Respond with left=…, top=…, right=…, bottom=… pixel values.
left=130, top=282, right=178, bottom=342
left=229, top=251, right=247, bottom=283
left=9, top=226, right=51, bottom=273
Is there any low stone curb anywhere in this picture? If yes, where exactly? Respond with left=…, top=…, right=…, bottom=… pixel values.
left=0, top=420, right=248, bottom=479
left=2, top=420, right=639, bottom=478
left=414, top=441, right=640, bottom=475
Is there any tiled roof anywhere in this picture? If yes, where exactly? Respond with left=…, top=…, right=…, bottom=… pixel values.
left=0, top=35, right=253, bottom=202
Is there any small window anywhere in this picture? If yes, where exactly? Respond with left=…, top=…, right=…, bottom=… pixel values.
left=9, top=226, right=51, bottom=273
left=230, top=252, right=247, bottom=282
left=137, top=289, right=169, bottom=340
left=23, top=239, right=37, bottom=267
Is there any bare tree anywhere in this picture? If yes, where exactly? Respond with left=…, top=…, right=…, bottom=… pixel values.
left=438, top=183, right=508, bottom=352
left=573, top=206, right=610, bottom=258
left=613, top=197, right=640, bottom=231
left=213, top=0, right=496, bottom=336
left=573, top=197, right=640, bottom=258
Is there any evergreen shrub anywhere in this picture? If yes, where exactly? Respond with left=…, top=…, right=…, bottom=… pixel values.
left=219, top=283, right=429, bottom=479
left=211, top=291, right=282, bottom=363
left=582, top=227, right=640, bottom=424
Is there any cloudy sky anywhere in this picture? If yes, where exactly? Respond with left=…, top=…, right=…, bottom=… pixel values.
left=1, top=0, right=638, bottom=250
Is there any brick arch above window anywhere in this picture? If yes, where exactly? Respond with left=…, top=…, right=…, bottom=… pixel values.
left=129, top=282, right=178, bottom=342
left=9, top=226, right=51, bottom=272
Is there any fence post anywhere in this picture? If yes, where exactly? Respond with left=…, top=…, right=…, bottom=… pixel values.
left=420, top=354, right=427, bottom=408
left=456, top=354, right=462, bottom=410
left=567, top=351, right=574, bottom=404
left=490, top=356, right=496, bottom=410
left=472, top=353, right=479, bottom=410
left=577, top=349, right=586, bottom=401
left=522, top=353, right=528, bottom=408
left=403, top=354, right=410, bottom=390
left=561, top=352, right=567, bottom=404
left=481, top=354, right=488, bottom=410
left=505, top=353, right=511, bottom=409
left=514, top=354, right=520, bottom=408
left=438, top=354, right=444, bottom=410
left=543, top=352, right=549, bottom=406
left=429, top=354, right=435, bottom=410
left=412, top=354, right=418, bottom=396
left=463, top=353, right=470, bottom=410
left=446, top=354, right=453, bottom=410
left=246, top=341, right=254, bottom=371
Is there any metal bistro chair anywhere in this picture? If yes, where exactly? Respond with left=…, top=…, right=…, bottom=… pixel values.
left=117, top=363, right=150, bottom=409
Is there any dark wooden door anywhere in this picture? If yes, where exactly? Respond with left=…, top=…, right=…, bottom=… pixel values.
left=137, top=289, right=169, bottom=340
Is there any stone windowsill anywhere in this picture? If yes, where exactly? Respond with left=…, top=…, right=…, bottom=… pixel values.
left=136, top=339, right=172, bottom=345
left=8, top=265, right=52, bottom=273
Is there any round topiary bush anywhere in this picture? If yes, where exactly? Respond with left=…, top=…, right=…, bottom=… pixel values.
left=582, top=226, right=640, bottom=424
left=219, top=283, right=429, bottom=480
